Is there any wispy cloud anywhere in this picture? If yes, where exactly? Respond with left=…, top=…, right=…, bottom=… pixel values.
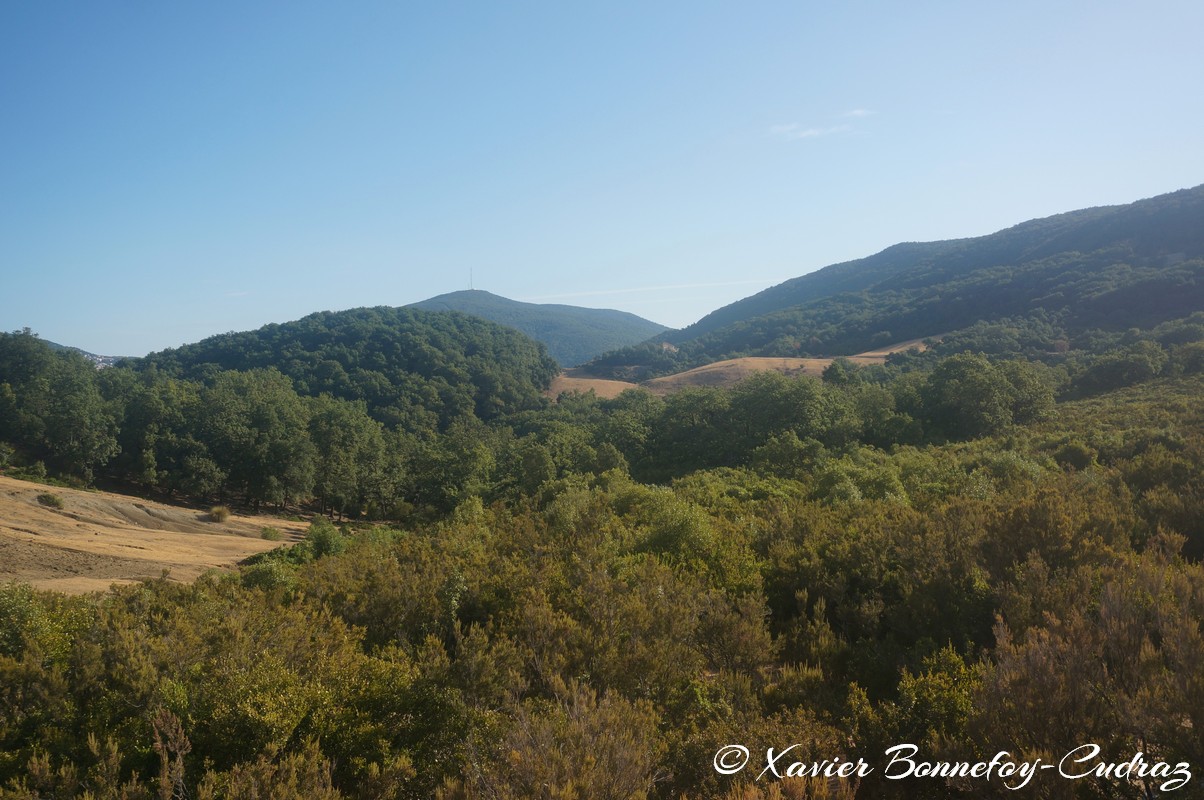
left=770, top=109, right=875, bottom=141
left=769, top=123, right=852, bottom=140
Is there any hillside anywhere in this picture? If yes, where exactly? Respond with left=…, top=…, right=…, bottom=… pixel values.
left=0, top=474, right=305, bottom=593
left=410, top=289, right=669, bottom=366
left=133, top=306, right=560, bottom=430
left=550, top=336, right=934, bottom=398
left=638, top=341, right=928, bottom=396
left=42, top=338, right=125, bottom=367
left=590, top=184, right=1204, bottom=378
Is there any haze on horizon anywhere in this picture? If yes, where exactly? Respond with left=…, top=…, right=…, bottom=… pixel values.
left=3, top=1, right=1203, bottom=356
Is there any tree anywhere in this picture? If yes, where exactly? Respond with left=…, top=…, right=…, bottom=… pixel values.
left=646, top=388, right=734, bottom=478
left=921, top=353, right=1016, bottom=440
left=200, top=369, right=315, bottom=507
left=0, top=331, right=117, bottom=481
left=308, top=395, right=387, bottom=518
left=40, top=352, right=119, bottom=480
left=996, top=359, right=1055, bottom=425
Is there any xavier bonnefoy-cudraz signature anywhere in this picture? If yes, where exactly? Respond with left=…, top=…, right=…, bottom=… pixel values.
left=713, top=743, right=1192, bottom=791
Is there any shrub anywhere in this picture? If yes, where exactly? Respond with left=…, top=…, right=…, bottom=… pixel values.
left=260, top=526, right=283, bottom=541
left=1054, top=441, right=1096, bottom=471
left=305, top=517, right=346, bottom=558
left=208, top=505, right=231, bottom=523
left=10, top=461, right=48, bottom=482
left=241, top=560, right=297, bottom=592
left=36, top=492, right=64, bottom=509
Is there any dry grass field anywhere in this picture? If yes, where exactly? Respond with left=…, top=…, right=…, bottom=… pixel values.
left=548, top=367, right=641, bottom=399
left=0, top=474, right=307, bottom=594
left=550, top=336, right=937, bottom=399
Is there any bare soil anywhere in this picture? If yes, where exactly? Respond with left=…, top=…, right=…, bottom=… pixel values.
left=0, top=475, right=307, bottom=594
left=848, top=335, right=936, bottom=358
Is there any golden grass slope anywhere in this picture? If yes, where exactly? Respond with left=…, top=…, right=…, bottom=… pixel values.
left=548, top=367, right=641, bottom=399
left=550, top=336, right=936, bottom=399
left=0, top=475, right=307, bottom=594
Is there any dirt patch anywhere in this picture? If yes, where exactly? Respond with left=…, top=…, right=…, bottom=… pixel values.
left=0, top=475, right=308, bottom=594
left=851, top=335, right=936, bottom=358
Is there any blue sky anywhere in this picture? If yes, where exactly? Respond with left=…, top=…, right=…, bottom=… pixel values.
left=3, top=1, right=1203, bottom=355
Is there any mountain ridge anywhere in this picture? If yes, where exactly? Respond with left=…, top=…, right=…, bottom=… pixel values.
left=671, top=187, right=1203, bottom=343
left=410, top=289, right=669, bottom=366
left=589, top=184, right=1204, bottom=378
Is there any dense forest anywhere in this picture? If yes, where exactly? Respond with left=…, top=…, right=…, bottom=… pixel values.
left=589, top=185, right=1204, bottom=380
left=3, top=289, right=1204, bottom=797
left=133, top=306, right=560, bottom=431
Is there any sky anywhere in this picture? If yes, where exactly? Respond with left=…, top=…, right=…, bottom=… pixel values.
left=3, top=1, right=1203, bottom=356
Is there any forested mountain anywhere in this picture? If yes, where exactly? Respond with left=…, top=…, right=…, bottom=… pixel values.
left=591, top=184, right=1204, bottom=378
left=410, top=289, right=669, bottom=366
left=133, top=306, right=559, bottom=430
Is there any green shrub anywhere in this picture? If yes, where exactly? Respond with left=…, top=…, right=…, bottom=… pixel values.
left=208, top=505, right=231, bottom=522
left=10, top=461, right=48, bottom=482
left=260, top=526, right=283, bottom=541
left=36, top=492, right=64, bottom=509
left=1054, top=441, right=1096, bottom=470
left=241, top=560, right=297, bottom=592
left=0, top=583, right=36, bottom=657
left=305, top=517, right=346, bottom=558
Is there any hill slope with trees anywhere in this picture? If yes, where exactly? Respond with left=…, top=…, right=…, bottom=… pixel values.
left=132, top=306, right=559, bottom=430
left=590, top=184, right=1204, bottom=379
left=410, top=289, right=669, bottom=366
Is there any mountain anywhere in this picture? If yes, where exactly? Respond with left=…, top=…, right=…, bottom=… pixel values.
left=133, top=306, right=560, bottom=431
left=589, top=184, right=1204, bottom=378
left=409, top=290, right=669, bottom=367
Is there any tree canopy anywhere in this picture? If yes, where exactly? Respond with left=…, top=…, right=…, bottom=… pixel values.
left=133, top=306, right=560, bottom=431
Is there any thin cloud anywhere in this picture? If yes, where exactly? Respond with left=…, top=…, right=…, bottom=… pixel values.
left=770, top=109, right=874, bottom=141
left=769, top=123, right=805, bottom=137
left=769, top=122, right=852, bottom=141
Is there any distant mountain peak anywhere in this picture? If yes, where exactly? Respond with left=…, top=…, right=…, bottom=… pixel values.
left=410, top=290, right=669, bottom=367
